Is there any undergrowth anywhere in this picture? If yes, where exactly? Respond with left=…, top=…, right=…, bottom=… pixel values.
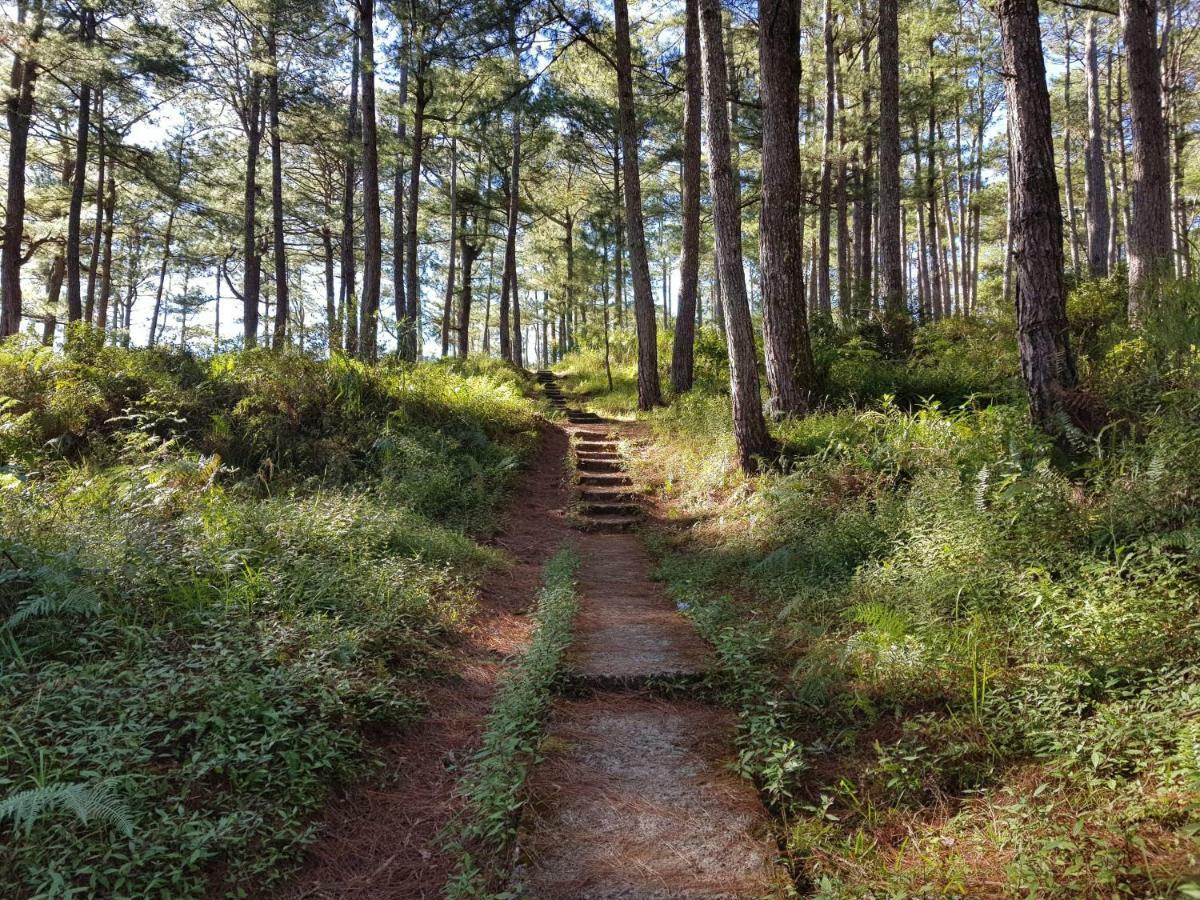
left=562, top=288, right=1200, bottom=897
left=0, top=344, right=538, bottom=896
left=444, top=545, right=580, bottom=899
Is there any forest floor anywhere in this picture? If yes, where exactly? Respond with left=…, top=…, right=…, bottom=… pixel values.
left=280, top=377, right=784, bottom=899
left=279, top=423, right=574, bottom=899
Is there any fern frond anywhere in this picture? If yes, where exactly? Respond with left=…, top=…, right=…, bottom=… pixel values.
left=851, top=602, right=911, bottom=642
left=0, top=782, right=133, bottom=837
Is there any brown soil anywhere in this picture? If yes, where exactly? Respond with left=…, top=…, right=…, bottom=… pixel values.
left=276, top=423, right=573, bottom=900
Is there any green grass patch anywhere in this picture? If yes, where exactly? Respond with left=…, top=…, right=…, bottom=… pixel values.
left=445, top=545, right=580, bottom=898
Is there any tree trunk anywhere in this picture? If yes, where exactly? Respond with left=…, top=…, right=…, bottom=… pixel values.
left=1083, top=14, right=1110, bottom=278
left=317, top=226, right=333, bottom=352
left=877, top=0, right=906, bottom=346
left=699, top=0, right=774, bottom=471
left=243, top=68, right=264, bottom=348
left=670, top=0, right=702, bottom=395
left=1, top=0, right=44, bottom=338
left=457, top=212, right=478, bottom=358
left=1120, top=0, right=1172, bottom=321
left=404, top=75, right=427, bottom=360
left=97, top=172, right=115, bottom=331
left=614, top=0, right=662, bottom=408
left=393, top=30, right=408, bottom=325
left=758, top=0, right=814, bottom=416
left=340, top=13, right=360, bottom=355
left=359, top=0, right=382, bottom=360
left=148, top=207, right=177, bottom=349
left=483, top=240, right=494, bottom=353
left=441, top=135, right=458, bottom=357
left=836, top=59, right=852, bottom=316
left=1105, top=48, right=1121, bottom=268
left=998, top=0, right=1079, bottom=432
left=1003, top=118, right=1015, bottom=305
left=66, top=11, right=95, bottom=326
left=613, top=152, right=625, bottom=329
left=499, top=102, right=520, bottom=363
left=269, top=27, right=290, bottom=349
left=85, top=91, right=105, bottom=323
left=858, top=21, right=874, bottom=321
left=817, top=0, right=835, bottom=318
left=1063, top=19, right=1083, bottom=275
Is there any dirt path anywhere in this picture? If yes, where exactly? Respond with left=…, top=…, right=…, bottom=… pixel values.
left=279, top=423, right=574, bottom=899
left=515, top=373, right=784, bottom=899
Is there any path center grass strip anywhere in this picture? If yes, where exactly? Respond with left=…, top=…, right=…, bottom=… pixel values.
left=445, top=544, right=580, bottom=898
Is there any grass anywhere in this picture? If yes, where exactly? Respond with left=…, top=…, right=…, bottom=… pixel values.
left=557, top=285, right=1200, bottom=897
left=445, top=545, right=580, bottom=898
left=0, top=342, right=540, bottom=896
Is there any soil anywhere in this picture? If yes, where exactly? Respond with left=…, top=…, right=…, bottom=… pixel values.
left=276, top=423, right=573, bottom=899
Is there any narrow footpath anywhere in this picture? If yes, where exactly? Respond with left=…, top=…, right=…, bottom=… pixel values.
left=516, top=372, right=784, bottom=899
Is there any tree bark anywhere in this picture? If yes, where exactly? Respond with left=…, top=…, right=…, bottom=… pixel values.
left=998, top=0, right=1079, bottom=433
left=340, top=12, right=360, bottom=354
left=1083, top=14, right=1110, bottom=278
left=670, top=0, right=702, bottom=395
left=1062, top=18, right=1083, bottom=275
left=457, top=208, right=480, bottom=358
left=97, top=172, right=115, bottom=331
left=817, top=0, right=835, bottom=318
left=878, top=0, right=905, bottom=346
left=404, top=74, right=427, bottom=360
left=269, top=26, right=290, bottom=349
left=614, top=0, right=662, bottom=408
left=243, top=66, right=264, bottom=348
left=836, top=59, right=852, bottom=316
left=699, top=0, right=774, bottom=471
left=148, top=206, right=177, bottom=349
left=1120, top=0, right=1172, bottom=321
left=393, top=29, right=408, bottom=325
left=85, top=91, right=105, bottom=324
left=1, top=0, right=44, bottom=338
left=359, top=0, right=382, bottom=360
left=66, top=10, right=96, bottom=326
left=499, top=104, right=520, bottom=363
left=323, top=226, right=336, bottom=349
left=441, top=135, right=458, bottom=357
left=858, top=22, right=874, bottom=320
left=758, top=0, right=814, bottom=416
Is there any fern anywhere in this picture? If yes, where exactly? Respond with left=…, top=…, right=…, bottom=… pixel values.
left=0, top=782, right=134, bottom=837
left=852, top=601, right=911, bottom=642
left=1, top=542, right=100, bottom=630
left=7, top=580, right=100, bottom=628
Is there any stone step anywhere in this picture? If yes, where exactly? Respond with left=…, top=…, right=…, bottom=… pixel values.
left=575, top=441, right=617, bottom=453
left=576, top=450, right=620, bottom=460
left=577, top=458, right=622, bottom=474
left=580, top=501, right=642, bottom=518
left=577, top=473, right=633, bottom=487
left=576, top=457, right=622, bottom=469
left=567, top=414, right=603, bottom=423
left=578, top=486, right=638, bottom=502
left=573, top=513, right=640, bottom=533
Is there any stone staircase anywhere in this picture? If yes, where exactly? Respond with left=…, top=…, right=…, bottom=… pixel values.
left=536, top=370, right=642, bottom=533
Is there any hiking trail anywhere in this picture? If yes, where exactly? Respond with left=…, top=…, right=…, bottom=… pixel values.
left=515, top=371, right=785, bottom=899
